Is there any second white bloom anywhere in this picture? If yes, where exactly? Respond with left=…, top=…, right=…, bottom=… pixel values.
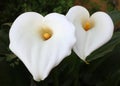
left=66, top=6, right=114, bottom=61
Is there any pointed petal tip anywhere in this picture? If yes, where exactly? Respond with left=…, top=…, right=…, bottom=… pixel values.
left=33, top=73, right=47, bottom=82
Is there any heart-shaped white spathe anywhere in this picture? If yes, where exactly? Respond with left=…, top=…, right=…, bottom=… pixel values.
left=9, top=12, right=76, bottom=81
left=66, top=6, right=114, bottom=61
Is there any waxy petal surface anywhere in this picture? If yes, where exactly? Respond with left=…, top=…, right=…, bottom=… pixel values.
left=9, top=12, right=76, bottom=81
left=66, top=6, right=114, bottom=60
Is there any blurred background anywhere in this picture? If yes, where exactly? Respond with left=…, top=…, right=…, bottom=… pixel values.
left=0, top=0, right=120, bottom=86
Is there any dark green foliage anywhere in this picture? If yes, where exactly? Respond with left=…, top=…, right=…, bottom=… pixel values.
left=108, top=10, right=120, bottom=25
left=0, top=0, right=120, bottom=86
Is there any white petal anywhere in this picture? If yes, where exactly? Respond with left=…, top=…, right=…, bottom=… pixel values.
left=9, top=12, right=76, bottom=81
left=66, top=6, right=90, bottom=60
left=85, top=12, right=114, bottom=57
left=66, top=6, right=114, bottom=61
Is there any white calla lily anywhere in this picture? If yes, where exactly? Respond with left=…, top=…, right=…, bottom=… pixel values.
left=9, top=12, right=76, bottom=81
left=66, top=6, right=114, bottom=61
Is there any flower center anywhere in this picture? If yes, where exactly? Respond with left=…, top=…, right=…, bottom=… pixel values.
left=39, top=27, right=53, bottom=41
left=43, top=32, right=51, bottom=40
left=83, top=21, right=92, bottom=31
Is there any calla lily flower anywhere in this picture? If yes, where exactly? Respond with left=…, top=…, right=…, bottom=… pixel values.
left=66, top=6, right=114, bottom=61
left=9, top=12, right=76, bottom=81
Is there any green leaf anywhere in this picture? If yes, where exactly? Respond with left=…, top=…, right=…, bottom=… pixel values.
left=5, top=54, right=17, bottom=62
left=0, top=28, right=9, bottom=54
left=102, top=70, right=120, bottom=86
left=108, top=10, right=120, bottom=24
left=2, top=23, right=12, bottom=27
left=79, top=43, right=120, bottom=86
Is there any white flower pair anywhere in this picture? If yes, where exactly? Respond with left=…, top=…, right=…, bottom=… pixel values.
left=9, top=6, right=114, bottom=81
